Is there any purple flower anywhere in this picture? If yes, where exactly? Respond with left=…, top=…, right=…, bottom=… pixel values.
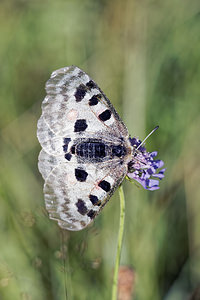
left=127, top=137, right=165, bottom=191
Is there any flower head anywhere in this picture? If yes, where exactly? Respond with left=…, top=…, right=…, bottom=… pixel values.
left=127, top=137, right=165, bottom=191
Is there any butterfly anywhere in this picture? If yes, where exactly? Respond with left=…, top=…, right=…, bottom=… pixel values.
left=37, top=66, right=165, bottom=231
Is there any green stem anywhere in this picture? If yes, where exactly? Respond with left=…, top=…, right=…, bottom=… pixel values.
left=111, top=185, right=125, bottom=300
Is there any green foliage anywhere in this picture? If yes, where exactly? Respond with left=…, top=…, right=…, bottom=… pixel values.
left=0, top=1, right=200, bottom=299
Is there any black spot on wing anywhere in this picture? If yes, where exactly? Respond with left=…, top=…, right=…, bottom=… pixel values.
left=74, top=84, right=87, bottom=102
left=89, top=94, right=100, bottom=106
left=99, top=109, right=111, bottom=121
left=76, top=199, right=87, bottom=215
left=74, top=119, right=88, bottom=132
left=89, top=194, right=100, bottom=206
left=71, top=145, right=75, bottom=154
left=98, top=180, right=111, bottom=192
left=63, top=138, right=71, bottom=152
left=63, top=145, right=68, bottom=152
left=86, top=80, right=97, bottom=89
left=87, top=209, right=96, bottom=219
left=75, top=168, right=88, bottom=182
left=64, top=137, right=71, bottom=144
left=65, top=153, right=72, bottom=161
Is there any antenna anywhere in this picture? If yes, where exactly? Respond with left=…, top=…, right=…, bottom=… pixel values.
left=136, top=126, right=159, bottom=151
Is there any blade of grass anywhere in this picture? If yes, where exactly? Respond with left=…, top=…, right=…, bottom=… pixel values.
left=112, top=185, right=125, bottom=300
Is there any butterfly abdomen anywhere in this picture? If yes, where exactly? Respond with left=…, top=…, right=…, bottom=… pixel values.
left=76, top=141, right=106, bottom=160
left=70, top=138, right=127, bottom=163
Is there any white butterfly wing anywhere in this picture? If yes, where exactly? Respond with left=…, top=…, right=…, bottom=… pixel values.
left=40, top=65, right=129, bottom=139
left=43, top=161, right=127, bottom=231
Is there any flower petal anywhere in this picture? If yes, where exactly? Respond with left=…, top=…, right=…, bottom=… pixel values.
left=127, top=137, right=165, bottom=191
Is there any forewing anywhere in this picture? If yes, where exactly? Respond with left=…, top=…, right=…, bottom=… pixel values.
left=43, top=158, right=127, bottom=231
left=40, top=65, right=128, bottom=142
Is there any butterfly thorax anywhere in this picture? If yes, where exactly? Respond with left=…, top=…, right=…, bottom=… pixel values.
left=70, top=138, right=128, bottom=163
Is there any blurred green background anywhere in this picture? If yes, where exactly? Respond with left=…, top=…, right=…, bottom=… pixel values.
left=0, top=0, right=200, bottom=299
